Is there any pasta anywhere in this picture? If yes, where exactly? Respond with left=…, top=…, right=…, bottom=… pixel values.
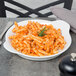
left=9, top=21, right=66, bottom=56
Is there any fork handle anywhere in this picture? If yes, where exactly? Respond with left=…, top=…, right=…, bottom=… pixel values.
left=0, top=22, right=13, bottom=39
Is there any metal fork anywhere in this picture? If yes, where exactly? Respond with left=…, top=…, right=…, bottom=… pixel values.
left=0, top=21, right=13, bottom=45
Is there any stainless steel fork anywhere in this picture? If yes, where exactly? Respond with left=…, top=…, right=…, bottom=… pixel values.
left=0, top=21, right=13, bottom=45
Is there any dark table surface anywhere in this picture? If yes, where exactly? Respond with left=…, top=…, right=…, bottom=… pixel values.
left=0, top=18, right=76, bottom=76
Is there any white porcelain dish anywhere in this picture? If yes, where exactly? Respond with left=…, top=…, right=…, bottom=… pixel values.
left=3, top=19, right=72, bottom=61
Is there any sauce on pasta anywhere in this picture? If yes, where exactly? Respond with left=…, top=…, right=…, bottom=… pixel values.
left=9, top=21, right=66, bottom=56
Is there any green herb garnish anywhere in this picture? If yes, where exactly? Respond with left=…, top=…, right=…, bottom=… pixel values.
left=38, top=26, right=47, bottom=37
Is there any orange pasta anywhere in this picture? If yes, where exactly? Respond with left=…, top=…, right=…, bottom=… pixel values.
left=9, top=21, right=66, bottom=56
